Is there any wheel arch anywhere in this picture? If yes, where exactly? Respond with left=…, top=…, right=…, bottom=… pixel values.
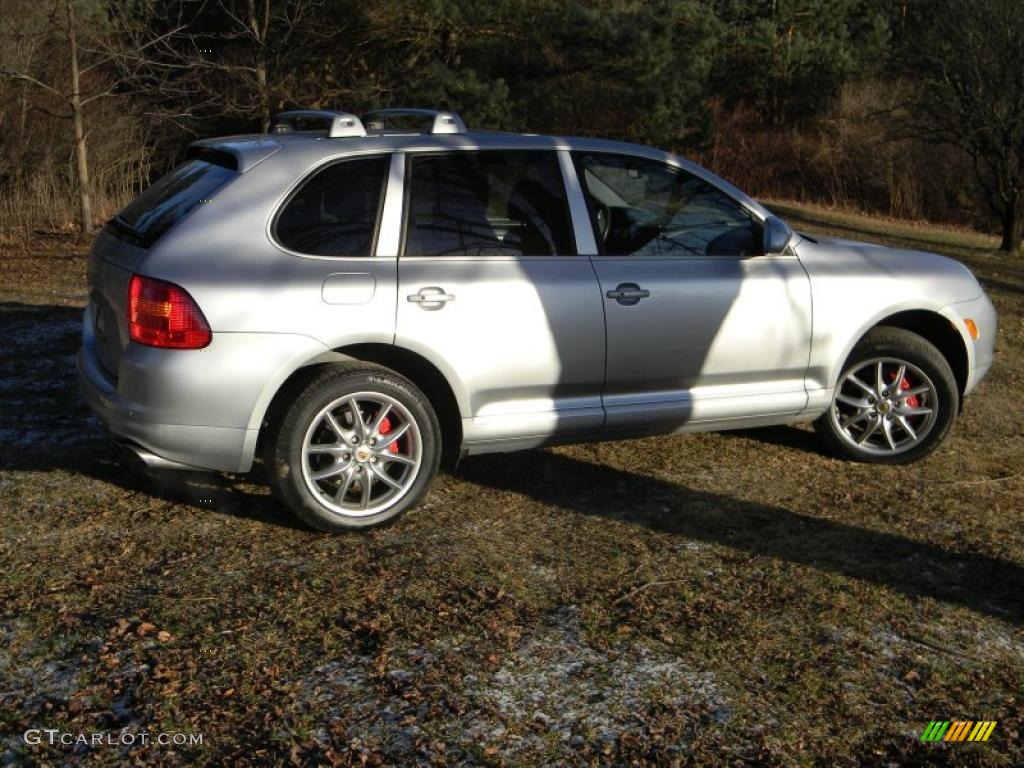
left=834, top=309, right=970, bottom=403
left=872, top=310, right=969, bottom=399
left=255, top=344, right=466, bottom=471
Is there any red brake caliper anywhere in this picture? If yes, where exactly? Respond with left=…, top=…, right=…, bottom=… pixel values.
left=891, top=373, right=919, bottom=410
left=378, top=415, right=399, bottom=453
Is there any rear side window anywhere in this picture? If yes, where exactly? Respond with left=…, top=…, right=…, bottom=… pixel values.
left=274, top=155, right=389, bottom=257
left=404, top=151, right=575, bottom=257
left=109, top=157, right=236, bottom=248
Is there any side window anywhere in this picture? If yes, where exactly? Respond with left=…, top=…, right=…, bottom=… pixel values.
left=404, top=151, right=575, bottom=257
left=275, top=155, right=389, bottom=256
left=574, top=153, right=762, bottom=257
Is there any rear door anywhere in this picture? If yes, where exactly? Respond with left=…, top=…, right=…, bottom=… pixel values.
left=394, top=149, right=606, bottom=447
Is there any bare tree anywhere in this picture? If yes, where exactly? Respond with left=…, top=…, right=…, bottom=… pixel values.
left=898, top=0, right=1024, bottom=252
left=124, top=0, right=332, bottom=132
left=0, top=1, right=95, bottom=229
left=66, top=0, right=92, bottom=229
left=0, top=0, right=180, bottom=231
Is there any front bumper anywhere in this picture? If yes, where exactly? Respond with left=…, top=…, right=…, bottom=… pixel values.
left=947, top=292, right=997, bottom=397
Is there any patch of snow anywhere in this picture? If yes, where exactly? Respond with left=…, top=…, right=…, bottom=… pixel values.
left=297, top=605, right=730, bottom=762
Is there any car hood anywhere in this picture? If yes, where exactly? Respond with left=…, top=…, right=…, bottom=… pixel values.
left=794, top=234, right=984, bottom=305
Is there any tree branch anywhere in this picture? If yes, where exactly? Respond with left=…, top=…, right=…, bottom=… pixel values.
left=0, top=69, right=66, bottom=100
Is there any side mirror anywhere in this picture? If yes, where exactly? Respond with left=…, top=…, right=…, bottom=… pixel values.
left=763, top=215, right=793, bottom=255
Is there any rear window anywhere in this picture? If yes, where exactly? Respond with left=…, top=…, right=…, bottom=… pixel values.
left=107, top=156, right=236, bottom=247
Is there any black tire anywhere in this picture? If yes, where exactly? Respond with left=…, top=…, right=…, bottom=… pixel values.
left=813, top=327, right=959, bottom=464
left=264, top=364, right=441, bottom=531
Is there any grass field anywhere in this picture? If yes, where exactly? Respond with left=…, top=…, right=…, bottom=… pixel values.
left=1, top=204, right=1022, bottom=766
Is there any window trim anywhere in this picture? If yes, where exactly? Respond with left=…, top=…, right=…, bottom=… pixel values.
left=399, top=148, right=580, bottom=260
left=269, top=152, right=392, bottom=260
left=571, top=151, right=778, bottom=261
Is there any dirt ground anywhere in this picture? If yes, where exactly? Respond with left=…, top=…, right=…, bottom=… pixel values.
left=1, top=204, right=1021, bottom=766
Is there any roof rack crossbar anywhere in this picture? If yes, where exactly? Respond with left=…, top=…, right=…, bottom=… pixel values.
left=361, top=108, right=466, bottom=135
left=269, top=110, right=366, bottom=138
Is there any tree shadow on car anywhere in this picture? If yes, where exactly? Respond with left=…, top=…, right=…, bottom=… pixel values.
left=457, top=449, right=1024, bottom=625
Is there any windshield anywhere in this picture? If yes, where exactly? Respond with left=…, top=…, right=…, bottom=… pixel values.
left=109, top=157, right=236, bottom=247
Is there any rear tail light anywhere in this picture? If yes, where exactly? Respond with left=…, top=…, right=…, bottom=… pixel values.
left=128, top=274, right=211, bottom=349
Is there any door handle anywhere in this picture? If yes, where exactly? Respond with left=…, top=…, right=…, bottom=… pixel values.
left=407, top=286, right=455, bottom=308
left=606, top=283, right=651, bottom=305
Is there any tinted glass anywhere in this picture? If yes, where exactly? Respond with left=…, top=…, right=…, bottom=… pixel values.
left=275, top=155, right=389, bottom=256
left=405, top=151, right=574, bottom=257
left=111, top=158, right=235, bottom=247
left=575, top=153, right=761, bottom=257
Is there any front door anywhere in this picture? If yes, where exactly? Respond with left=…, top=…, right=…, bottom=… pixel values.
left=573, top=152, right=812, bottom=431
left=395, top=149, right=606, bottom=448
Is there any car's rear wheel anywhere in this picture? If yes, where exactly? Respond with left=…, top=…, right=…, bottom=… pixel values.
left=265, top=364, right=441, bottom=531
left=814, top=327, right=959, bottom=464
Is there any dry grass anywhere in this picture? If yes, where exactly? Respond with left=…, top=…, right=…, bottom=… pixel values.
left=0, top=208, right=1022, bottom=766
left=763, top=199, right=1001, bottom=250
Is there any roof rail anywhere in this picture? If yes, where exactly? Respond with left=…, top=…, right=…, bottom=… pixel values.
left=269, top=110, right=366, bottom=138
left=362, top=108, right=467, bottom=135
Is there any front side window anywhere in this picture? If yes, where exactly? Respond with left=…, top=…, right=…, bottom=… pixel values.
left=275, top=155, right=389, bottom=256
left=574, top=153, right=762, bottom=257
left=404, top=151, right=575, bottom=257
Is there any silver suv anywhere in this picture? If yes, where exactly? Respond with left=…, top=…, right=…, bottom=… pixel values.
left=78, top=108, right=997, bottom=531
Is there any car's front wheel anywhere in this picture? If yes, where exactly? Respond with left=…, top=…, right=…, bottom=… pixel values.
left=265, top=364, right=441, bottom=531
left=814, top=327, right=959, bottom=464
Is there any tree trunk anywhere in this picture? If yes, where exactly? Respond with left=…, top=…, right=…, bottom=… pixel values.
left=244, top=0, right=272, bottom=130
left=18, top=85, right=28, bottom=145
left=256, top=56, right=270, bottom=132
left=999, top=194, right=1023, bottom=252
left=67, top=1, right=92, bottom=232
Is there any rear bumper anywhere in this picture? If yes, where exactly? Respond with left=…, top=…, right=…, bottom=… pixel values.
left=77, top=345, right=254, bottom=472
left=77, top=305, right=331, bottom=472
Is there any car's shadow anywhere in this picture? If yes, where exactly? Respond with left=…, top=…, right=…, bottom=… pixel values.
left=726, top=424, right=824, bottom=455
left=4, top=300, right=1022, bottom=624
left=458, top=450, right=1024, bottom=625
left=0, top=300, right=305, bottom=531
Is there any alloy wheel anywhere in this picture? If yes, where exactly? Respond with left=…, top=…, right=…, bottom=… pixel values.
left=300, top=392, right=423, bottom=517
left=829, top=357, right=939, bottom=456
